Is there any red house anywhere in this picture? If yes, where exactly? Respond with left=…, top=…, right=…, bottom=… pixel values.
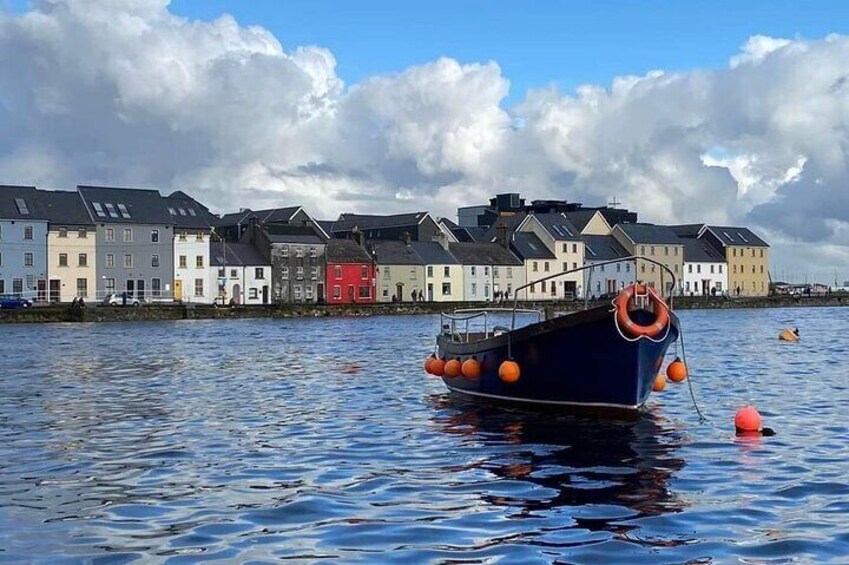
left=325, top=239, right=376, bottom=304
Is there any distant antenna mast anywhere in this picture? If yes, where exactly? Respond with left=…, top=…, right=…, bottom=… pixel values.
left=608, top=196, right=621, bottom=208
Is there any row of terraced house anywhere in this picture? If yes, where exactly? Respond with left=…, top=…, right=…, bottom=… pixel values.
left=0, top=186, right=770, bottom=305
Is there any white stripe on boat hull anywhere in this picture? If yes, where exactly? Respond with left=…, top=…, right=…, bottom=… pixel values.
left=444, top=384, right=644, bottom=411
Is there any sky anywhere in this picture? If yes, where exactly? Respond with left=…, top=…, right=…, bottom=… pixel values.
left=2, top=0, right=849, bottom=282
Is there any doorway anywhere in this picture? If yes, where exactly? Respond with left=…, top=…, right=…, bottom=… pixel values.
left=232, top=283, right=241, bottom=304
left=427, top=283, right=433, bottom=301
left=174, top=279, right=183, bottom=301
left=396, top=283, right=403, bottom=301
left=137, top=279, right=145, bottom=301
left=262, top=285, right=269, bottom=304
left=48, top=279, right=60, bottom=303
left=126, top=279, right=135, bottom=298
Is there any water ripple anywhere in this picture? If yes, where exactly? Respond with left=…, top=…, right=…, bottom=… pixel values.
left=1, top=308, right=848, bottom=563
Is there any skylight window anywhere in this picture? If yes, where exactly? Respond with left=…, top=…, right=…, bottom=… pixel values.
left=739, top=233, right=749, bottom=243
left=178, top=208, right=187, bottom=216
left=92, top=202, right=106, bottom=217
left=104, top=203, right=119, bottom=218
left=586, top=245, right=597, bottom=257
left=117, top=203, right=131, bottom=219
left=723, top=231, right=733, bottom=241
left=560, top=225, right=573, bottom=236
left=188, top=208, right=197, bottom=217
left=168, top=207, right=177, bottom=216
left=14, top=198, right=29, bottom=215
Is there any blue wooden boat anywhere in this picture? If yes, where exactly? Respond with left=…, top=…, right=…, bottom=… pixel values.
left=433, top=258, right=680, bottom=418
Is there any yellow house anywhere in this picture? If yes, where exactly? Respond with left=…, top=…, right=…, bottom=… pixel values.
left=43, top=191, right=97, bottom=302
left=611, top=223, right=684, bottom=295
left=372, top=240, right=426, bottom=302
left=412, top=240, right=463, bottom=302
left=515, top=213, right=586, bottom=298
left=563, top=209, right=613, bottom=236
left=699, top=226, right=769, bottom=296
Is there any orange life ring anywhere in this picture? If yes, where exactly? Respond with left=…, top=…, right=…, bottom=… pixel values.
left=614, top=284, right=670, bottom=338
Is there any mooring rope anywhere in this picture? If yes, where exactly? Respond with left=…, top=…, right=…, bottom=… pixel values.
left=677, top=321, right=707, bottom=422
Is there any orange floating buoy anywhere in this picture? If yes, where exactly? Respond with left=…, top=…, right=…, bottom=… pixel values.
left=666, top=357, right=688, bottom=383
left=430, top=357, right=446, bottom=377
left=461, top=357, right=481, bottom=379
left=734, top=405, right=762, bottom=433
left=424, top=356, right=435, bottom=374
left=652, top=373, right=666, bottom=392
left=444, top=359, right=462, bottom=378
left=778, top=328, right=799, bottom=342
left=498, top=360, right=521, bottom=383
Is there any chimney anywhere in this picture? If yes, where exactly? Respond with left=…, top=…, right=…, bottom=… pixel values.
left=352, top=226, right=364, bottom=248
left=497, top=224, right=509, bottom=249
left=433, top=232, right=449, bottom=251
left=402, top=231, right=411, bottom=246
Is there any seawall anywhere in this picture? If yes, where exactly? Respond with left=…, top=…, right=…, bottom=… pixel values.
left=1, top=294, right=847, bottom=324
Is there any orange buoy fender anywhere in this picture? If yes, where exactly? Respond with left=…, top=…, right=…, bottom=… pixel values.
left=444, top=359, right=462, bottom=378
left=424, top=356, right=435, bottom=374
left=652, top=373, right=666, bottom=392
left=499, top=360, right=521, bottom=383
left=778, top=328, right=799, bottom=342
left=461, top=357, right=481, bottom=379
left=615, top=284, right=670, bottom=338
left=430, top=357, right=446, bottom=377
left=666, top=357, right=688, bottom=382
left=735, top=405, right=762, bottom=433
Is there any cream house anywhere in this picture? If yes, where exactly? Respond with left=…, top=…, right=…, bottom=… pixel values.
left=515, top=213, right=585, bottom=298
left=371, top=240, right=426, bottom=302
left=412, top=239, right=463, bottom=302
left=700, top=225, right=769, bottom=296
left=564, top=209, right=613, bottom=236
left=43, top=190, right=97, bottom=302
left=611, top=223, right=684, bottom=295
left=510, top=232, right=559, bottom=300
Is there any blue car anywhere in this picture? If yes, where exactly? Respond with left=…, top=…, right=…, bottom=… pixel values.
left=0, top=295, right=33, bottom=309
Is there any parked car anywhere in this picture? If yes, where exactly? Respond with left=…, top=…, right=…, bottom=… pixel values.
left=0, top=295, right=33, bottom=309
left=101, top=293, right=143, bottom=307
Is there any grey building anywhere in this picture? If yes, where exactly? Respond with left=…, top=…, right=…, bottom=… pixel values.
left=252, top=223, right=327, bottom=303
left=78, top=185, right=175, bottom=300
left=332, top=212, right=442, bottom=243
left=0, top=185, right=48, bottom=299
left=217, top=206, right=324, bottom=242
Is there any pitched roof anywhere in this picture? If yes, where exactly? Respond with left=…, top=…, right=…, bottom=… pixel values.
left=333, top=212, right=429, bottom=232
left=510, top=232, right=556, bottom=260
left=217, top=210, right=254, bottom=226
left=264, top=224, right=324, bottom=245
left=77, top=185, right=173, bottom=225
left=326, top=238, right=372, bottom=263
left=562, top=210, right=599, bottom=233
left=483, top=212, right=527, bottom=243
left=370, top=240, right=425, bottom=265
left=316, top=220, right=336, bottom=235
left=681, top=237, right=726, bottom=263
left=0, top=185, right=48, bottom=220
left=438, top=217, right=459, bottom=230
left=451, top=226, right=489, bottom=243
left=529, top=213, right=581, bottom=241
left=410, top=241, right=458, bottom=264
left=38, top=190, right=93, bottom=225
left=615, top=223, right=682, bottom=245
left=669, top=224, right=705, bottom=238
left=250, top=206, right=302, bottom=224
left=448, top=242, right=523, bottom=266
left=582, top=235, right=631, bottom=261
left=166, top=191, right=218, bottom=229
left=704, top=225, right=769, bottom=247
left=209, top=242, right=268, bottom=267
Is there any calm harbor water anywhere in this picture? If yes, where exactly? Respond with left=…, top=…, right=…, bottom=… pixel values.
left=1, top=307, right=848, bottom=564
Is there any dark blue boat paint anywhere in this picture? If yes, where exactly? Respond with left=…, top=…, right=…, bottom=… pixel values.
left=438, top=306, right=679, bottom=414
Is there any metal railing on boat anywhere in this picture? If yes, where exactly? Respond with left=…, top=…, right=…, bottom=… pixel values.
left=440, top=308, right=544, bottom=343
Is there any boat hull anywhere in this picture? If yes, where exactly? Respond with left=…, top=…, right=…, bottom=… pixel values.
left=437, top=306, right=679, bottom=417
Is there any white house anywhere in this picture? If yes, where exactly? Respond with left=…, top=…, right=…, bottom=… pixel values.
left=209, top=242, right=272, bottom=305
left=169, top=191, right=218, bottom=303
left=680, top=238, right=728, bottom=296
left=582, top=235, right=636, bottom=298
left=448, top=242, right=524, bottom=301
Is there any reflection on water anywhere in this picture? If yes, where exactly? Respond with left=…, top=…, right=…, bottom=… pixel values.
left=1, top=308, right=849, bottom=563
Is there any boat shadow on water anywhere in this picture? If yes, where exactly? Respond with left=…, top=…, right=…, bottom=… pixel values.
left=426, top=393, right=690, bottom=531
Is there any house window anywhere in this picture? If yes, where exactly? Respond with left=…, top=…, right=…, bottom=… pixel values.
left=686, top=281, right=690, bottom=292
left=151, top=254, right=160, bottom=268
left=296, top=266, right=304, bottom=279
left=719, top=265, right=723, bottom=273
left=484, top=267, right=489, bottom=275
left=710, top=265, right=715, bottom=274
left=123, top=228, right=132, bottom=242
left=78, top=253, right=87, bottom=267
left=641, top=264, right=646, bottom=273
left=532, top=262, right=538, bottom=272
left=12, top=278, right=23, bottom=295
left=78, top=229, right=87, bottom=238
left=427, top=266, right=434, bottom=278
left=230, top=268, right=238, bottom=279
left=674, top=247, right=679, bottom=256
left=541, top=281, right=547, bottom=293
left=309, top=247, right=316, bottom=258
left=59, top=253, right=68, bottom=267
left=362, top=266, right=369, bottom=279
left=179, top=255, right=187, bottom=269
left=674, top=264, right=678, bottom=273
left=572, top=244, right=577, bottom=253
left=544, top=262, right=550, bottom=272
left=562, top=262, right=567, bottom=271
left=696, top=265, right=701, bottom=274
left=507, top=267, right=512, bottom=278
left=733, top=249, right=737, bottom=257
left=410, top=268, right=417, bottom=280
left=106, top=254, right=115, bottom=268
left=24, top=252, right=33, bottom=267
left=0, top=280, right=4, bottom=294
left=333, top=285, right=342, bottom=299
left=106, top=228, right=114, bottom=242
left=255, top=267, right=265, bottom=279
left=281, top=246, right=289, bottom=257
left=752, top=265, right=756, bottom=274
left=24, top=226, right=33, bottom=240
left=530, top=283, right=536, bottom=293
left=281, top=267, right=289, bottom=279
left=665, top=246, right=669, bottom=256
left=76, top=278, right=88, bottom=298
left=311, top=267, right=318, bottom=280
left=196, top=256, right=204, bottom=268
left=760, top=265, right=764, bottom=274
left=617, top=263, right=621, bottom=272
left=151, top=229, right=159, bottom=242
left=358, top=286, right=371, bottom=298
left=105, top=278, right=115, bottom=294
left=760, top=249, right=764, bottom=258
left=626, top=263, right=630, bottom=272
left=471, top=282, right=477, bottom=296
left=562, top=243, right=567, bottom=253
left=335, top=265, right=343, bottom=279
left=688, top=264, right=693, bottom=273
left=179, top=232, right=187, bottom=242
left=194, top=279, right=204, bottom=297
left=306, top=286, right=314, bottom=299
left=650, top=246, right=655, bottom=255
left=641, top=246, right=645, bottom=255
left=573, top=263, right=577, bottom=269
left=0, top=225, right=3, bottom=239
left=493, top=266, right=499, bottom=277
left=383, top=266, right=391, bottom=280
left=151, top=278, right=161, bottom=296
left=442, top=282, right=451, bottom=295
left=295, top=247, right=303, bottom=258
left=733, top=265, right=737, bottom=274
left=59, top=227, right=68, bottom=238
left=752, top=249, right=756, bottom=258
left=124, top=254, right=133, bottom=268
left=250, top=288, right=259, bottom=300
left=196, top=232, right=204, bottom=242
